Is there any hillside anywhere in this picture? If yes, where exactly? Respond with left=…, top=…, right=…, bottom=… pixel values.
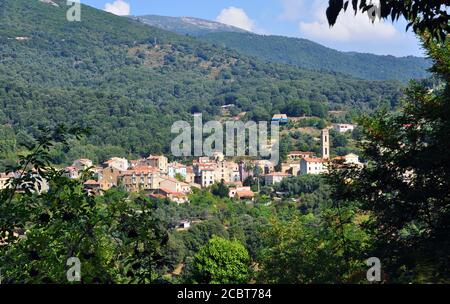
left=199, top=32, right=430, bottom=82
left=0, top=0, right=403, bottom=167
left=132, top=15, right=248, bottom=36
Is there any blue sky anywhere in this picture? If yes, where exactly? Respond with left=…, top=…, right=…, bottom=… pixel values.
left=82, top=0, right=425, bottom=57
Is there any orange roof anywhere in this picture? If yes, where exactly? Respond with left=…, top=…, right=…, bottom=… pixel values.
left=236, top=190, right=255, bottom=198
left=160, top=176, right=180, bottom=183
left=84, top=180, right=100, bottom=185
left=123, top=166, right=158, bottom=175
left=159, top=188, right=187, bottom=198
left=302, top=157, right=324, bottom=163
left=333, top=156, right=346, bottom=161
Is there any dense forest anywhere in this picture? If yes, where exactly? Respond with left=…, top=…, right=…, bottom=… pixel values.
left=0, top=0, right=403, bottom=168
left=133, top=15, right=430, bottom=82
left=199, top=32, right=430, bottom=82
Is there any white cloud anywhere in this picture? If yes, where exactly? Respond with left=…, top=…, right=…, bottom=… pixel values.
left=216, top=7, right=255, bottom=32
left=279, top=0, right=305, bottom=21
left=104, top=0, right=130, bottom=16
left=299, top=1, right=398, bottom=43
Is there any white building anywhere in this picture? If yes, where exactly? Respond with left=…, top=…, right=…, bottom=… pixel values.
left=103, top=157, right=129, bottom=171
left=300, top=157, right=327, bottom=175
left=168, top=162, right=188, bottom=179
left=333, top=123, right=356, bottom=133
left=333, top=153, right=363, bottom=167
left=264, top=172, right=291, bottom=185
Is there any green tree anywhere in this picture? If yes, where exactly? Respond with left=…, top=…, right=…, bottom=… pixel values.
left=328, top=39, right=450, bottom=282
left=190, top=236, right=251, bottom=284
left=0, top=126, right=169, bottom=283
left=211, top=180, right=230, bottom=198
left=258, top=212, right=368, bottom=283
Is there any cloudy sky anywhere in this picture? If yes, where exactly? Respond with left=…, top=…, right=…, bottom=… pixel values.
left=82, top=0, right=425, bottom=57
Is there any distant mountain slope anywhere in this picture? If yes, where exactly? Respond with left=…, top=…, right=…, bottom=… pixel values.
left=133, top=15, right=429, bottom=82
left=0, top=0, right=403, bottom=162
left=132, top=15, right=248, bottom=36
left=200, top=32, right=430, bottom=82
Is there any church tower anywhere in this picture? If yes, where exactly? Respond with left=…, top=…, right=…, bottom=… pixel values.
left=321, top=129, right=330, bottom=160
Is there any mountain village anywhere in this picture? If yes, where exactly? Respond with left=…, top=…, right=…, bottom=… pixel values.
left=0, top=120, right=361, bottom=204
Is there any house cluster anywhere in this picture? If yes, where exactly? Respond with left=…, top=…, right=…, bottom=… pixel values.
left=279, top=128, right=362, bottom=178
left=67, top=152, right=265, bottom=203
left=0, top=125, right=362, bottom=202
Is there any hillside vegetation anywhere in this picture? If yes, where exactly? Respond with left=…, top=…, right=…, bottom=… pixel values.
left=200, top=32, right=430, bottom=82
left=0, top=0, right=402, bottom=167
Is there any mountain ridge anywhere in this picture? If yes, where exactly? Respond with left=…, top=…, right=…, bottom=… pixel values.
left=132, top=15, right=248, bottom=36
left=135, top=15, right=430, bottom=82
left=0, top=0, right=403, bottom=166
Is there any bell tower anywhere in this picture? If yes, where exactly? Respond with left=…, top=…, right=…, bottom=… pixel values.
left=321, top=129, right=330, bottom=160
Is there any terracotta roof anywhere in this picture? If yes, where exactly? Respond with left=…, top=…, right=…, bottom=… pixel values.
left=160, top=176, right=190, bottom=187
left=159, top=188, right=187, bottom=198
left=236, top=190, right=255, bottom=198
left=160, top=176, right=180, bottom=183
left=333, top=156, right=346, bottom=161
left=84, top=180, right=100, bottom=185
left=123, top=166, right=158, bottom=175
left=302, top=157, right=325, bottom=163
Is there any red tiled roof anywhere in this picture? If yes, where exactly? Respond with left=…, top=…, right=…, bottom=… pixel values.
left=123, top=166, right=158, bottom=175
left=84, top=180, right=100, bottom=185
left=302, top=157, right=324, bottom=163
left=159, top=188, right=187, bottom=198
left=236, top=190, right=255, bottom=198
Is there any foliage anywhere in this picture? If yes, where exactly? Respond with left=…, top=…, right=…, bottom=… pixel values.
left=258, top=211, right=369, bottom=283
left=201, top=32, right=430, bottom=82
left=211, top=180, right=230, bottom=198
left=189, top=236, right=251, bottom=284
left=0, top=127, right=169, bottom=283
left=0, top=0, right=405, bottom=165
left=327, top=38, right=450, bottom=283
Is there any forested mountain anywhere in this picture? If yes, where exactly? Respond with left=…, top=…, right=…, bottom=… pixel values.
left=132, top=15, right=248, bottom=36
left=199, top=32, right=430, bottom=82
left=0, top=0, right=403, bottom=166
left=132, top=16, right=430, bottom=82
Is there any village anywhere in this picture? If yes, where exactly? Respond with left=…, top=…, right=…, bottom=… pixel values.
left=0, top=120, right=361, bottom=205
